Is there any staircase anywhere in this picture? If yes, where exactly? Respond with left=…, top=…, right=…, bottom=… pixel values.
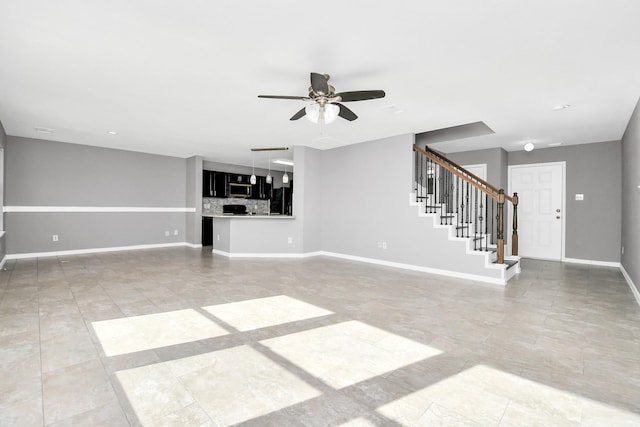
left=412, top=145, right=521, bottom=284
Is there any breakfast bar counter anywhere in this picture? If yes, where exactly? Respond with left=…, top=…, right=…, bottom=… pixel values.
left=209, top=214, right=301, bottom=256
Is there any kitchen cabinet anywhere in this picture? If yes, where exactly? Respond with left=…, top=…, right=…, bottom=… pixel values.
left=202, top=217, right=213, bottom=246
left=213, top=171, right=228, bottom=197
left=251, top=176, right=271, bottom=200
left=203, top=171, right=229, bottom=198
left=203, top=171, right=214, bottom=197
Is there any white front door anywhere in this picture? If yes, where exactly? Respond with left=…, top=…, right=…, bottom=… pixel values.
left=509, top=162, right=564, bottom=260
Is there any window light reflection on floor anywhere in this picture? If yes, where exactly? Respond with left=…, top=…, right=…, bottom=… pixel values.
left=376, top=365, right=640, bottom=425
left=261, top=320, right=442, bottom=389
left=91, top=308, right=229, bottom=356
left=116, top=345, right=322, bottom=426
left=202, top=294, right=334, bottom=331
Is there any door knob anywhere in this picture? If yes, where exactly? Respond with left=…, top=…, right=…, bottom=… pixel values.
left=556, top=216, right=561, bottom=219
left=556, top=209, right=561, bottom=213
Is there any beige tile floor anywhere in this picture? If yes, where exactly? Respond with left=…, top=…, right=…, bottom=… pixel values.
left=1, top=248, right=639, bottom=426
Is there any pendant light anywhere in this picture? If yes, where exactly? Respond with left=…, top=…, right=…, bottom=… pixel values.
left=250, top=155, right=257, bottom=185
left=266, top=153, right=272, bottom=184
left=282, top=166, right=289, bottom=184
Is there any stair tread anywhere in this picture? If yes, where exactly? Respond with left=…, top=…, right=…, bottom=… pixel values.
left=493, top=259, right=519, bottom=270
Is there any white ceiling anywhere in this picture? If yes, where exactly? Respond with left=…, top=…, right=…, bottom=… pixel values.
left=1, top=1, right=640, bottom=167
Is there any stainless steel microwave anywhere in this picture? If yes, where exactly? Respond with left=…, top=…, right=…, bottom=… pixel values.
left=228, top=183, right=251, bottom=198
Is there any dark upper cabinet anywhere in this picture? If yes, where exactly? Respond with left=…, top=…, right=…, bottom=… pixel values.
left=251, top=176, right=272, bottom=200
left=204, top=171, right=273, bottom=200
left=213, top=172, right=228, bottom=198
left=203, top=170, right=214, bottom=197
left=203, top=171, right=228, bottom=198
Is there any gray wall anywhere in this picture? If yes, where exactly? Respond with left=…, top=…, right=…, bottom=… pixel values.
left=186, top=156, right=203, bottom=245
left=444, top=147, right=509, bottom=191
left=320, top=134, right=501, bottom=279
left=0, top=121, right=6, bottom=263
left=299, top=146, right=322, bottom=253
left=621, top=98, right=640, bottom=288
left=508, top=141, right=622, bottom=263
left=5, top=137, right=189, bottom=254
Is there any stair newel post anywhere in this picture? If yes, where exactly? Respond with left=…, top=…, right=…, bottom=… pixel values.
left=511, top=192, right=519, bottom=256
left=496, top=190, right=505, bottom=264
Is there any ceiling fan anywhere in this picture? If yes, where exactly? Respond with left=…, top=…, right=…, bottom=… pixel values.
left=258, top=72, right=386, bottom=123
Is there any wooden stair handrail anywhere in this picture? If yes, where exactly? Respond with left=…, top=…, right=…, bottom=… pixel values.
left=413, top=144, right=520, bottom=262
left=413, top=145, right=514, bottom=203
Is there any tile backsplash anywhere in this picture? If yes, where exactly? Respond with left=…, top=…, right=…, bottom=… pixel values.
left=202, top=198, right=270, bottom=216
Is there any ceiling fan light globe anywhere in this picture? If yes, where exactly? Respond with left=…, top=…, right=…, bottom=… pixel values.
left=324, top=104, right=339, bottom=124
left=305, top=104, right=320, bottom=123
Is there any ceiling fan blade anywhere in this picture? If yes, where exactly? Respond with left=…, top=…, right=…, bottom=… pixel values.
left=335, top=103, right=358, bottom=121
left=310, top=72, right=329, bottom=95
left=258, top=95, right=310, bottom=100
left=289, top=108, right=306, bottom=121
left=335, top=90, right=386, bottom=102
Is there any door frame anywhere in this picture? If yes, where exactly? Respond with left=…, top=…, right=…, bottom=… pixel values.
left=508, top=161, right=566, bottom=261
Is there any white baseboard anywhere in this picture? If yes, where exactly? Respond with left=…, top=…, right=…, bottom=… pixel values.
left=211, top=247, right=506, bottom=285
left=211, top=249, right=322, bottom=259
left=318, top=251, right=506, bottom=286
left=184, top=243, right=203, bottom=249
left=562, top=257, right=621, bottom=268
left=620, top=264, right=640, bottom=307
left=5, top=242, right=201, bottom=260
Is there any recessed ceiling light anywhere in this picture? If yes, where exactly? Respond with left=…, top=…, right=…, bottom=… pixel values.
left=272, top=159, right=294, bottom=166
left=107, top=131, right=118, bottom=135
left=383, top=104, right=404, bottom=114
left=553, top=104, right=571, bottom=111
left=524, top=142, right=535, bottom=152
left=34, top=127, right=54, bottom=134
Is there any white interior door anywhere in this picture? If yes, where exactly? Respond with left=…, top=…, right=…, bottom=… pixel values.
left=509, top=163, right=564, bottom=260
left=462, top=164, right=487, bottom=181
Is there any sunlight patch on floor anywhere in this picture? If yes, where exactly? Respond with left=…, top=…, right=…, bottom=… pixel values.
left=376, top=364, right=640, bottom=425
left=116, top=345, right=321, bottom=426
left=202, top=294, right=333, bottom=331
left=91, top=308, right=229, bottom=356
left=261, top=320, right=442, bottom=389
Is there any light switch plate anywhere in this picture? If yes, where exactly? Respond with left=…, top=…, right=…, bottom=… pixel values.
left=575, top=194, right=584, bottom=201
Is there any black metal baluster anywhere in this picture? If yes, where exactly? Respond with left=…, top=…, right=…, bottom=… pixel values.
left=456, top=176, right=460, bottom=237
left=491, top=198, right=495, bottom=245
left=474, top=187, right=478, bottom=250
left=484, top=194, right=489, bottom=251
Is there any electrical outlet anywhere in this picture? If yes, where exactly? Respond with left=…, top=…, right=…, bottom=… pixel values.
left=52, top=234, right=59, bottom=242
left=382, top=242, right=387, bottom=249
left=164, top=231, right=170, bottom=237
left=377, top=241, right=382, bottom=248
left=622, top=246, right=625, bottom=255
left=174, top=229, right=178, bottom=236
left=287, top=237, right=293, bottom=244
left=217, top=234, right=220, bottom=241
